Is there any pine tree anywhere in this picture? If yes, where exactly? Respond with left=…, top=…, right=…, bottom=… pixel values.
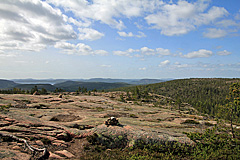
left=225, top=83, right=240, bottom=138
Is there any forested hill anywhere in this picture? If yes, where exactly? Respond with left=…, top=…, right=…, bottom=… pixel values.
left=116, top=78, right=240, bottom=116
left=0, top=79, right=17, bottom=89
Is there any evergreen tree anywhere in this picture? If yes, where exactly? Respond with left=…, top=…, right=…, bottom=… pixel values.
left=225, top=83, right=240, bottom=138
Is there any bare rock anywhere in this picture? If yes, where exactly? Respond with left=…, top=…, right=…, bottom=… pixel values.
left=56, top=132, right=72, bottom=142
left=58, top=94, right=63, bottom=98
left=12, top=146, right=21, bottom=150
left=104, top=117, right=120, bottom=126
left=5, top=118, right=15, bottom=122
left=49, top=152, right=64, bottom=159
left=55, top=150, right=75, bottom=158
left=35, top=140, right=44, bottom=146
left=52, top=140, right=68, bottom=147
left=52, top=142, right=68, bottom=148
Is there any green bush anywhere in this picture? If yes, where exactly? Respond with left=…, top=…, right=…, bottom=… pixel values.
left=181, top=119, right=200, bottom=124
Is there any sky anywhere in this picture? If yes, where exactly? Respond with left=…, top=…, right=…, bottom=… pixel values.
left=0, top=0, right=240, bottom=79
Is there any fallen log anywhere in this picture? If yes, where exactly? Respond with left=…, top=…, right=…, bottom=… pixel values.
left=0, top=132, right=49, bottom=160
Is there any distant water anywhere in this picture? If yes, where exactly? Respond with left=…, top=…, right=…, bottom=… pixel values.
left=16, top=82, right=55, bottom=85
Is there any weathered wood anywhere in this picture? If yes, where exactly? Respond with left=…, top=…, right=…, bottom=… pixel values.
left=0, top=132, right=49, bottom=160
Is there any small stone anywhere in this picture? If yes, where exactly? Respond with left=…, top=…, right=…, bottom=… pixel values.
left=12, top=146, right=21, bottom=150
left=55, top=150, right=75, bottom=158
left=49, top=152, right=64, bottom=159
left=56, top=132, right=71, bottom=141
left=58, top=94, right=63, bottom=98
left=35, top=140, right=44, bottom=146
left=53, top=139, right=66, bottom=144
left=5, top=118, right=15, bottom=122
left=52, top=142, right=68, bottom=148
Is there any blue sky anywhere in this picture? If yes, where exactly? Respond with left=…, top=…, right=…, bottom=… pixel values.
left=0, top=0, right=240, bottom=79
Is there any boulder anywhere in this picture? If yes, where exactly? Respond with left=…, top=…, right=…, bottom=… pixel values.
left=55, top=150, right=75, bottom=158
left=104, top=117, right=120, bottom=126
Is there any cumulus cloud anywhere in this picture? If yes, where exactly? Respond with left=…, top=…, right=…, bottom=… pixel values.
left=114, top=47, right=171, bottom=57
left=203, top=28, right=228, bottom=38
left=100, top=64, right=111, bottom=68
left=174, top=62, right=192, bottom=68
left=217, top=50, right=232, bottom=56
left=47, top=0, right=163, bottom=30
left=145, top=0, right=228, bottom=36
left=54, top=41, right=108, bottom=56
left=118, top=31, right=146, bottom=38
left=78, top=28, right=104, bottom=41
left=216, top=19, right=239, bottom=28
left=113, top=50, right=132, bottom=57
left=159, top=60, right=170, bottom=66
left=118, top=31, right=134, bottom=37
left=139, top=67, right=147, bottom=70
left=0, top=0, right=77, bottom=52
left=182, top=49, right=213, bottom=58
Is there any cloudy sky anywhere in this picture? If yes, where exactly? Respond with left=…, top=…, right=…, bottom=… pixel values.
left=0, top=0, right=240, bottom=79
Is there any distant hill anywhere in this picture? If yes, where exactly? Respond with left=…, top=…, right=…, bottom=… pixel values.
left=116, top=78, right=240, bottom=117
left=14, top=84, right=56, bottom=92
left=129, top=79, right=164, bottom=85
left=81, top=78, right=135, bottom=84
left=54, top=81, right=131, bottom=92
left=1, top=78, right=171, bottom=92
left=79, top=78, right=167, bottom=85
left=0, top=79, right=17, bottom=89
left=11, top=78, right=169, bottom=85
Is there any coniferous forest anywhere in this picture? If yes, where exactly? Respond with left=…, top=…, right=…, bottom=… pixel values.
left=115, top=78, right=240, bottom=121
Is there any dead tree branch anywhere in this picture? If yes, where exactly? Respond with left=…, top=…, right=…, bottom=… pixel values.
left=0, top=132, right=49, bottom=160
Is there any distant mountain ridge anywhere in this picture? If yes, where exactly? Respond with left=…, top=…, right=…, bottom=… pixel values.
left=11, top=78, right=170, bottom=85
left=54, top=81, right=131, bottom=92
left=0, top=78, right=169, bottom=92
left=0, top=79, right=17, bottom=89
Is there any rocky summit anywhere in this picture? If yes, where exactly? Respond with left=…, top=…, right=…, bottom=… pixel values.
left=0, top=92, right=214, bottom=159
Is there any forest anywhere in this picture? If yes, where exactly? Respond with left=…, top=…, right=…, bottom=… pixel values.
left=115, top=78, right=240, bottom=121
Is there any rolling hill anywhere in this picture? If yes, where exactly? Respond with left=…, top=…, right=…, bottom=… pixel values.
left=14, top=84, right=56, bottom=92
left=0, top=79, right=17, bottom=89
left=115, top=78, right=240, bottom=117
left=54, top=81, right=131, bottom=92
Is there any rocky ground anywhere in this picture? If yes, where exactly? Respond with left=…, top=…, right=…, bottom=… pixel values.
left=0, top=92, right=216, bottom=159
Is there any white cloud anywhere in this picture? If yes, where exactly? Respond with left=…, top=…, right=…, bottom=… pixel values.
left=54, top=41, right=108, bottom=56
left=0, top=51, right=19, bottom=57
left=183, top=49, right=213, bottom=58
left=217, top=50, right=232, bottom=56
left=113, top=50, right=132, bottom=57
left=0, top=0, right=77, bottom=52
left=118, top=31, right=134, bottom=37
left=139, top=67, right=147, bottom=71
left=156, top=48, right=171, bottom=56
left=174, top=62, right=191, bottom=68
left=145, top=0, right=228, bottom=36
left=118, top=31, right=146, bottom=38
left=78, top=28, right=104, bottom=41
left=159, top=60, right=170, bottom=66
left=141, top=47, right=155, bottom=55
left=114, top=47, right=171, bottom=57
left=203, top=28, right=227, bottom=38
left=100, top=64, right=111, bottom=68
left=216, top=19, right=239, bottom=28
left=136, top=31, right=147, bottom=38
left=47, top=0, right=166, bottom=30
